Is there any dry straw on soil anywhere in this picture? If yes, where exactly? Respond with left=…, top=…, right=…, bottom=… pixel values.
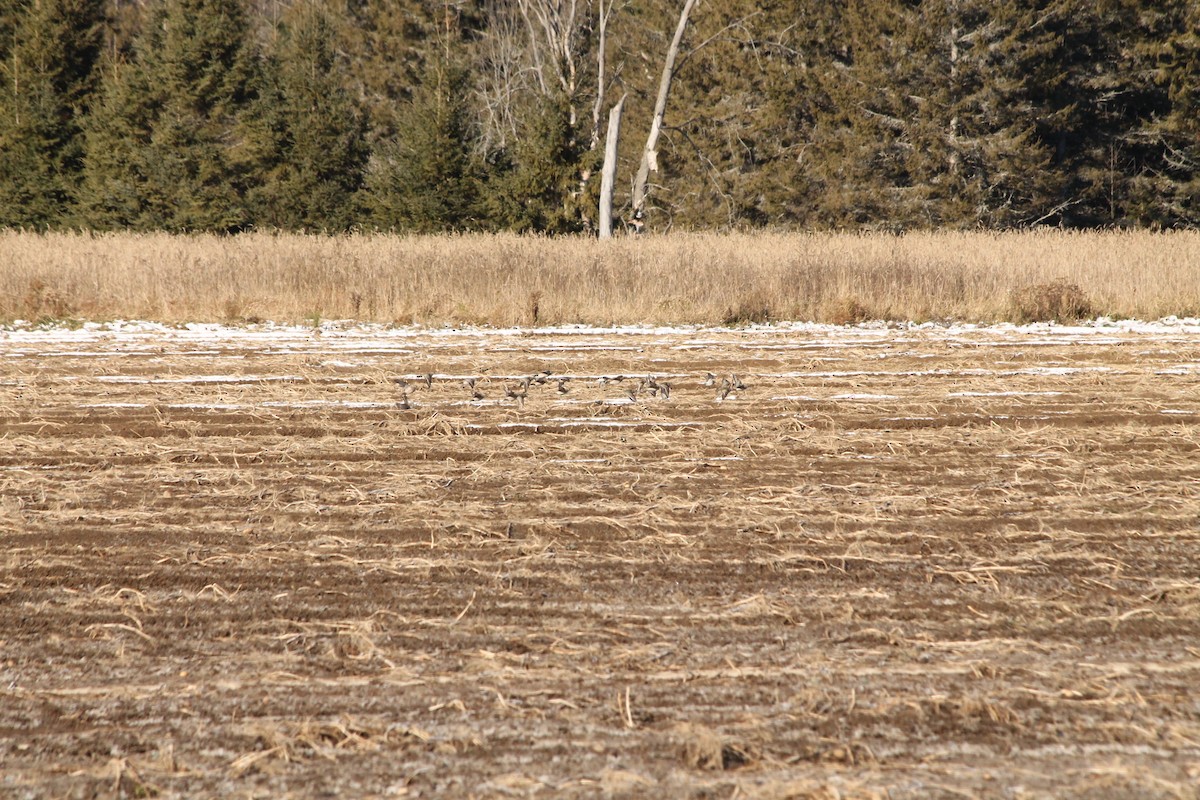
left=2, top=229, right=1199, bottom=326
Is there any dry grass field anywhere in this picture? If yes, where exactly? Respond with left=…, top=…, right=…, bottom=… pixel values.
left=3, top=229, right=1200, bottom=326
left=3, top=319, right=1200, bottom=799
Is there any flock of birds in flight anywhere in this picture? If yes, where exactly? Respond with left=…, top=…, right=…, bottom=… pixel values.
left=392, top=371, right=748, bottom=409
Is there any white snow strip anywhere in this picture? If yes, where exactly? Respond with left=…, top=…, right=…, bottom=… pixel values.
left=554, top=420, right=697, bottom=429
left=165, top=403, right=246, bottom=410
left=948, top=390, right=1065, bottom=398
left=5, top=315, right=1200, bottom=346
left=80, top=402, right=149, bottom=408
left=260, top=400, right=394, bottom=409
left=92, top=374, right=302, bottom=384
left=831, top=393, right=900, bottom=401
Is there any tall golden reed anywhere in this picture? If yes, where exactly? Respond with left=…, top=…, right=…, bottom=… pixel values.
left=1, top=229, right=1198, bottom=325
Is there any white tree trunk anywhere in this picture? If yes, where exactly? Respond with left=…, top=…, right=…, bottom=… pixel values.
left=599, top=94, right=627, bottom=239
left=631, top=0, right=700, bottom=220
left=589, top=0, right=615, bottom=151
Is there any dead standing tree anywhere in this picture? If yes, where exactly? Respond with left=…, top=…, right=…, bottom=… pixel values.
left=598, top=93, right=626, bottom=238
left=629, top=0, right=700, bottom=223
left=478, top=0, right=618, bottom=230
left=597, top=0, right=700, bottom=235
left=477, top=0, right=700, bottom=236
left=589, top=0, right=616, bottom=151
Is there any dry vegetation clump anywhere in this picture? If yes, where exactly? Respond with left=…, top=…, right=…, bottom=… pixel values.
left=0, top=230, right=1198, bottom=326
left=823, top=295, right=874, bottom=325
left=1010, top=280, right=1095, bottom=323
left=672, top=723, right=760, bottom=771
left=722, top=292, right=775, bottom=325
left=20, top=277, right=78, bottom=322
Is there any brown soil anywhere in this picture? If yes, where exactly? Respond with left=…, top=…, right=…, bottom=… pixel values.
left=2, top=322, right=1199, bottom=799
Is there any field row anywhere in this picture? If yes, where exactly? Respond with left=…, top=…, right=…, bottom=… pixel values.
left=3, top=322, right=1200, bottom=798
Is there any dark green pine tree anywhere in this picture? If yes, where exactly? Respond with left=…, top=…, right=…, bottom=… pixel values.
left=1123, top=0, right=1200, bottom=227
left=1043, top=0, right=1196, bottom=227
left=0, top=0, right=104, bottom=229
left=365, top=52, right=480, bottom=232
left=805, top=0, right=914, bottom=228
left=337, top=0, right=437, bottom=145
left=902, top=0, right=1070, bottom=228
left=482, top=95, right=584, bottom=234
left=0, top=0, right=23, bottom=63
left=1025, top=0, right=1128, bottom=226
left=79, top=0, right=261, bottom=231
left=808, top=0, right=1073, bottom=229
left=646, top=0, right=838, bottom=229
left=244, top=1, right=369, bottom=231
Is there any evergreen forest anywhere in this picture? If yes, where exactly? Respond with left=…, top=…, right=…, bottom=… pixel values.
left=1, top=0, right=1197, bottom=234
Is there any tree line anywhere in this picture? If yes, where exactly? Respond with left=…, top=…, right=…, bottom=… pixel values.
left=1, top=0, right=1196, bottom=234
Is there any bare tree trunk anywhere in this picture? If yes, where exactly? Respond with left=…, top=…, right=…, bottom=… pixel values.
left=599, top=94, right=627, bottom=239
left=631, top=0, right=700, bottom=221
left=589, top=0, right=615, bottom=151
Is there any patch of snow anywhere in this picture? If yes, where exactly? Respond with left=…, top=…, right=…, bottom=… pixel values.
left=831, top=393, right=900, bottom=401
left=948, top=390, right=1065, bottom=398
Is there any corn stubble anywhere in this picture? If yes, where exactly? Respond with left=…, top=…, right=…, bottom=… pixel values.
left=2, top=229, right=1199, bottom=325
left=2, top=324, right=1199, bottom=797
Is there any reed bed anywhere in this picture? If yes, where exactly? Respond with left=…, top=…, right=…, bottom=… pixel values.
left=2, top=229, right=1199, bottom=326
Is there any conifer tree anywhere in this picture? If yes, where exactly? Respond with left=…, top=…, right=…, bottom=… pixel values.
left=1122, top=0, right=1200, bottom=227
left=0, top=1, right=23, bottom=63
left=339, top=0, right=483, bottom=144
left=365, top=51, right=480, bottom=232
left=482, top=94, right=584, bottom=233
left=642, top=0, right=835, bottom=228
left=805, top=1, right=911, bottom=228
left=245, top=1, right=369, bottom=231
left=79, top=0, right=260, bottom=231
left=1035, top=0, right=1198, bottom=227
left=806, top=0, right=1073, bottom=229
left=0, top=0, right=103, bottom=228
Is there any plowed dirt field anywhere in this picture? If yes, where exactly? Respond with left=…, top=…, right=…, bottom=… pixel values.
left=3, top=321, right=1200, bottom=799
